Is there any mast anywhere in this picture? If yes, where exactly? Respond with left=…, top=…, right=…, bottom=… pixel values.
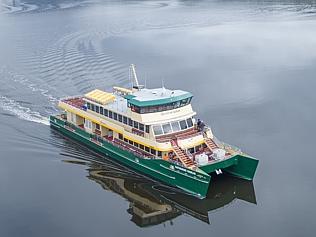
left=129, top=64, right=144, bottom=90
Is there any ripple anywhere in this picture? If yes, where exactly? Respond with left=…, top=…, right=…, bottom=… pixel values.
left=0, top=95, right=49, bottom=125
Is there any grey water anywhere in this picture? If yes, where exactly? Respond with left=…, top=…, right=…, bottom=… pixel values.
left=1, top=0, right=316, bottom=236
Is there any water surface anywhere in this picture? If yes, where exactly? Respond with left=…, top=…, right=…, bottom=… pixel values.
left=1, top=0, right=316, bottom=236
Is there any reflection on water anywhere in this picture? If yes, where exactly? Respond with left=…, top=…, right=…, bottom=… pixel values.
left=55, top=130, right=256, bottom=227
left=88, top=168, right=256, bottom=226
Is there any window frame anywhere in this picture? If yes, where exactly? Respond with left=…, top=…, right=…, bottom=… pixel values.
left=162, top=123, right=172, bottom=134
left=153, top=125, right=163, bottom=135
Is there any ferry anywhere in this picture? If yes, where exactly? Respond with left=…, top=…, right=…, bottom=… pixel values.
left=50, top=65, right=258, bottom=198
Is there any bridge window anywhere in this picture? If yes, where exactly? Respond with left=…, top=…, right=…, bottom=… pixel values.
left=100, top=107, right=103, bottom=115
left=113, top=112, right=118, bottom=120
left=109, top=111, right=113, bottom=118
left=145, top=125, right=150, bottom=133
left=104, top=109, right=108, bottom=117
left=118, top=114, right=122, bottom=122
left=130, top=97, right=192, bottom=114
left=96, top=106, right=99, bottom=113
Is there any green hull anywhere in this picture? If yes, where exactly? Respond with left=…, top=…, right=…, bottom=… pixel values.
left=199, top=155, right=259, bottom=181
left=49, top=115, right=258, bottom=198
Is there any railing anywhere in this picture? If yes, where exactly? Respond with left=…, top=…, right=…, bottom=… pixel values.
left=63, top=119, right=155, bottom=159
left=212, top=136, right=242, bottom=154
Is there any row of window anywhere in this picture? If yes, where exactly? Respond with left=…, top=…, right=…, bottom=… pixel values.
left=129, top=97, right=192, bottom=114
left=87, top=102, right=150, bottom=133
left=153, top=118, right=194, bottom=136
left=118, top=133, right=162, bottom=157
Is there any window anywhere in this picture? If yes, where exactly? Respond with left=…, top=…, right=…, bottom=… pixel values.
left=186, top=118, right=193, bottom=127
left=145, top=146, right=150, bottom=152
left=145, top=125, right=150, bottom=133
left=150, top=148, right=156, bottom=155
left=128, top=118, right=133, bottom=126
left=180, top=98, right=188, bottom=105
left=134, top=142, right=139, bottom=148
left=133, top=121, right=139, bottom=129
left=96, top=106, right=99, bottom=113
left=104, top=109, right=108, bottom=117
left=153, top=125, right=163, bottom=135
left=84, top=119, right=92, bottom=129
left=91, top=104, right=95, bottom=111
left=87, top=103, right=91, bottom=110
left=123, top=116, right=127, bottom=124
left=124, top=138, right=128, bottom=143
left=139, top=123, right=144, bottom=131
left=118, top=114, right=122, bottom=122
left=109, top=111, right=113, bottom=118
left=158, top=151, right=162, bottom=157
left=96, top=123, right=100, bottom=130
left=174, top=101, right=180, bottom=108
left=134, top=106, right=140, bottom=113
left=139, top=144, right=144, bottom=150
left=113, top=113, right=118, bottom=120
left=162, top=123, right=172, bottom=134
left=180, top=120, right=188, bottom=130
left=118, top=133, right=123, bottom=140
left=129, top=140, right=133, bottom=145
left=171, top=121, right=180, bottom=132
left=100, top=107, right=103, bottom=115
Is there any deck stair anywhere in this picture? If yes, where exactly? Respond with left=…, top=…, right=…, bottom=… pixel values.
left=171, top=140, right=196, bottom=169
left=204, top=138, right=218, bottom=151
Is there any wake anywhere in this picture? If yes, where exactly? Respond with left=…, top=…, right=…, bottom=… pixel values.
left=0, top=95, right=50, bottom=125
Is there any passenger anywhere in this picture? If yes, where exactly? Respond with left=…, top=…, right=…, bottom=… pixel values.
left=197, top=119, right=201, bottom=127
left=200, top=120, right=205, bottom=132
left=197, top=119, right=206, bottom=132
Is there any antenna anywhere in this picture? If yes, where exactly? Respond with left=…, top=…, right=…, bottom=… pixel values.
left=129, top=64, right=144, bottom=90
left=161, top=78, right=165, bottom=88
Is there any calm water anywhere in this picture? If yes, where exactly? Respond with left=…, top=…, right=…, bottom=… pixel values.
left=1, top=0, right=316, bottom=236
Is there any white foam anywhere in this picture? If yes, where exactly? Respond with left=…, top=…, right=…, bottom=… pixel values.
left=0, top=96, right=49, bottom=125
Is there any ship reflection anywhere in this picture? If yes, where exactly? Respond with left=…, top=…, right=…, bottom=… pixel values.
left=86, top=165, right=256, bottom=226
left=52, top=130, right=256, bottom=227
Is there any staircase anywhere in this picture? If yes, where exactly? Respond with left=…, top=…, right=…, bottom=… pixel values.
left=205, top=138, right=218, bottom=151
left=171, top=140, right=196, bottom=169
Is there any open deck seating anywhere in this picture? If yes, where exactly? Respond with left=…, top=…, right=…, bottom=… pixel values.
left=156, top=127, right=202, bottom=143
left=62, top=97, right=86, bottom=109
left=113, top=138, right=155, bottom=158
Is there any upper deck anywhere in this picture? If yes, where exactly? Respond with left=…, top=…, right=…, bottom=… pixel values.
left=77, top=87, right=195, bottom=125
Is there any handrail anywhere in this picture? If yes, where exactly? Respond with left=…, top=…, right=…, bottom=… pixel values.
left=65, top=120, right=155, bottom=159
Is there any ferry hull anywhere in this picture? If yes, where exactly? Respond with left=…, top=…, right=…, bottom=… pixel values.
left=50, top=115, right=211, bottom=198
left=199, top=155, right=259, bottom=181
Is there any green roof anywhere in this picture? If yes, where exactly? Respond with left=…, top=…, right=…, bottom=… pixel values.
left=126, top=92, right=193, bottom=107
